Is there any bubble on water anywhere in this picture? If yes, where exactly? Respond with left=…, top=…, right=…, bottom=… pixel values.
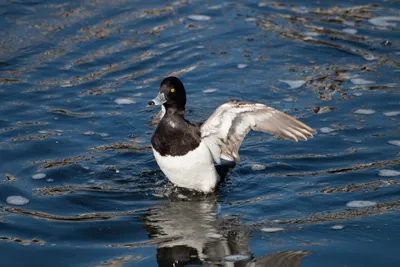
left=258, top=2, right=267, bottom=7
left=188, top=15, right=211, bottom=21
left=350, top=78, right=375, bottom=85
left=203, top=88, right=218, bottom=94
left=261, top=227, right=285, bottom=233
left=83, top=131, right=95, bottom=136
left=383, top=111, right=400, bottom=117
left=206, top=233, right=223, bottom=239
left=272, top=219, right=282, bottom=223
left=195, top=45, right=205, bottom=49
left=342, top=28, right=358, bottom=34
left=100, top=133, right=109, bottom=137
left=38, top=130, right=49, bottom=134
left=378, top=169, right=400, bottom=177
left=368, top=16, right=400, bottom=27
left=114, top=98, right=135, bottom=105
left=279, top=80, right=306, bottom=89
left=353, top=92, right=363, bottom=96
left=354, top=109, right=375, bottom=115
left=388, top=140, right=400, bottom=147
left=46, top=179, right=54, bottom=183
left=320, top=127, right=335, bottom=134
left=332, top=225, right=345, bottom=230
left=237, top=64, right=248, bottom=69
left=283, top=97, right=294, bottom=102
left=251, top=164, right=266, bottom=171
left=6, top=196, right=30, bottom=206
left=346, top=200, right=376, bottom=208
left=224, top=254, right=251, bottom=262
left=32, top=173, right=46, bottom=180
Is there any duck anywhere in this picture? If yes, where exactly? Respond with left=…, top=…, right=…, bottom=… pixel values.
left=148, top=76, right=316, bottom=193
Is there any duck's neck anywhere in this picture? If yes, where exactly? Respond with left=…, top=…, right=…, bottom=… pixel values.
left=164, top=104, right=185, bottom=118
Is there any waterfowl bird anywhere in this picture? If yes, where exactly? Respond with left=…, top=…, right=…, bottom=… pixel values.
left=148, top=77, right=316, bottom=193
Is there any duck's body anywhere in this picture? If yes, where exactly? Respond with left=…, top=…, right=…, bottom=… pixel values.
left=151, top=109, right=219, bottom=192
left=149, top=77, right=316, bottom=193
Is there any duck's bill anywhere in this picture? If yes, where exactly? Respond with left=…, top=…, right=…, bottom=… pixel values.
left=148, top=92, right=166, bottom=106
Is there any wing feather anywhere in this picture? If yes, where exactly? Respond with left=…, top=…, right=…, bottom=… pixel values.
left=201, top=100, right=316, bottom=163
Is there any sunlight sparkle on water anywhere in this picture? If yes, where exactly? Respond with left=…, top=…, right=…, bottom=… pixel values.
left=224, top=254, right=251, bottom=262
left=279, top=80, right=306, bottom=89
left=188, top=15, right=211, bottom=21
left=32, top=173, right=46, bottom=180
left=346, top=201, right=377, bottom=208
left=378, top=169, right=400, bottom=177
left=354, top=109, right=376, bottom=115
left=261, top=227, right=285, bottom=233
left=114, top=98, right=135, bottom=105
left=388, top=140, right=400, bottom=147
left=6, top=196, right=30, bottom=206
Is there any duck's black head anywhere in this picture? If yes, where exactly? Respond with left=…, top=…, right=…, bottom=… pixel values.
left=148, top=76, right=186, bottom=111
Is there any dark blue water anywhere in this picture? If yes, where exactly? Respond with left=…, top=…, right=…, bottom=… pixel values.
left=1, top=0, right=400, bottom=266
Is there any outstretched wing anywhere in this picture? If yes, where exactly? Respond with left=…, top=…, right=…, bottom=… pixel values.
left=201, top=100, right=316, bottom=164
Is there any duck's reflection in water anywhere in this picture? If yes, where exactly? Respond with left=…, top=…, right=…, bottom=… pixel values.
left=144, top=196, right=311, bottom=267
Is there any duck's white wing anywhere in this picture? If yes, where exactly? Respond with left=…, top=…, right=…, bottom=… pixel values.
left=201, top=100, right=317, bottom=164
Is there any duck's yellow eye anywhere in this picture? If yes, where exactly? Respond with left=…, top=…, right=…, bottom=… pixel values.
left=171, top=88, right=175, bottom=93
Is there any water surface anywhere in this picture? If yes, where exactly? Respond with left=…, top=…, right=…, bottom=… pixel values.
left=1, top=0, right=400, bottom=266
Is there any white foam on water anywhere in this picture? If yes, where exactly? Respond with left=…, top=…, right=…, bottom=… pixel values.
left=237, top=63, right=248, bottom=69
left=283, top=97, right=294, bottom=102
left=368, top=16, right=400, bottom=27
left=261, top=227, right=285, bottom=233
left=350, top=78, right=375, bottom=85
left=388, top=140, right=400, bottom=147
left=378, top=169, right=400, bottom=177
left=383, top=111, right=400, bottom=117
left=203, top=88, right=218, bottom=93
left=332, top=225, right=345, bottom=230
left=32, top=173, right=46, bottom=180
left=224, top=254, right=251, bottom=262
left=188, top=15, right=211, bottom=21
left=100, top=133, right=109, bottom=137
left=342, top=28, right=358, bottom=34
left=6, top=196, right=30, bottom=206
left=279, top=79, right=306, bottom=89
left=346, top=200, right=376, bottom=208
left=252, top=164, right=266, bottom=171
left=114, top=98, right=135, bottom=105
left=46, top=179, right=54, bottom=182
left=83, top=131, right=95, bottom=136
left=320, top=127, right=335, bottom=134
left=354, top=109, right=376, bottom=115
left=353, top=92, right=363, bottom=96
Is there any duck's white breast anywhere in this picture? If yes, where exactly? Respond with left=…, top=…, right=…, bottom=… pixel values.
left=152, top=141, right=219, bottom=192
